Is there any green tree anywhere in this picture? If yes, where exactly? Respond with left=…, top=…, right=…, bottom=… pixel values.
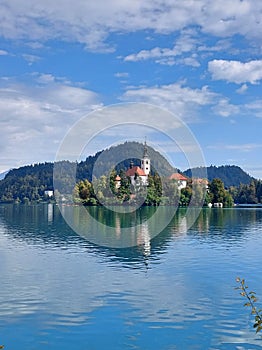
left=179, top=186, right=192, bottom=206
left=161, top=178, right=179, bottom=205
left=117, top=170, right=131, bottom=202
left=209, top=178, right=233, bottom=207
left=246, top=181, right=258, bottom=204
left=191, top=183, right=207, bottom=207
left=144, top=174, right=161, bottom=205
left=73, top=179, right=95, bottom=205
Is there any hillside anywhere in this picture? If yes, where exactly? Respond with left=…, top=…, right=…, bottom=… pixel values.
left=183, top=165, right=254, bottom=188
left=0, top=142, right=175, bottom=202
left=0, top=143, right=256, bottom=203
left=0, top=170, right=9, bottom=180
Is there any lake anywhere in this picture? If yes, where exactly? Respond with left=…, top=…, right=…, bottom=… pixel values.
left=0, top=204, right=262, bottom=349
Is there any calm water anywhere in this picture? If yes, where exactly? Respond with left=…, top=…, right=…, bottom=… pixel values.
left=0, top=204, right=262, bottom=350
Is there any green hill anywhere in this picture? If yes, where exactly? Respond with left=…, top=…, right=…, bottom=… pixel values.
left=0, top=143, right=256, bottom=203
left=183, top=165, right=254, bottom=188
left=0, top=142, right=175, bottom=203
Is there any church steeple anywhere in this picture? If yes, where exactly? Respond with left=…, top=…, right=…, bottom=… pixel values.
left=141, top=140, right=150, bottom=175
left=143, top=139, right=149, bottom=158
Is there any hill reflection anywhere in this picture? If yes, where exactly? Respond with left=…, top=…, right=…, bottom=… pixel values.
left=1, top=204, right=262, bottom=268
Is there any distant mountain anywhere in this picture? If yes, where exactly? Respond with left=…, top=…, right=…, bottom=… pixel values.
left=183, top=165, right=254, bottom=188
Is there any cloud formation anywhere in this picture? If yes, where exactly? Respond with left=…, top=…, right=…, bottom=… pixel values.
left=0, top=0, right=261, bottom=51
left=208, top=59, right=262, bottom=84
left=124, top=30, right=200, bottom=66
left=0, top=78, right=100, bottom=171
left=121, top=83, right=218, bottom=121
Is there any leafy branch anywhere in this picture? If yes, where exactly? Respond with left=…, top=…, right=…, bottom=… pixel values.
left=236, top=277, right=262, bottom=334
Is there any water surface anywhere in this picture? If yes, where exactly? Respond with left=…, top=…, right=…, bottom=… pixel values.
left=0, top=204, right=262, bottom=349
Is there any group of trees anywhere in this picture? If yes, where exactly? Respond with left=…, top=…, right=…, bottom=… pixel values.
left=0, top=142, right=175, bottom=204
left=72, top=172, right=235, bottom=208
left=1, top=158, right=260, bottom=207
left=229, top=180, right=262, bottom=204
left=0, top=145, right=261, bottom=207
left=179, top=178, right=233, bottom=208
left=0, top=163, right=54, bottom=203
left=184, top=165, right=254, bottom=188
left=73, top=171, right=163, bottom=206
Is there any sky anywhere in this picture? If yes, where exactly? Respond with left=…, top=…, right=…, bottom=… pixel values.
left=0, top=0, right=262, bottom=178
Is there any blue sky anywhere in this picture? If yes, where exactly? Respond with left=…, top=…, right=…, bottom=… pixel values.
left=0, top=0, right=262, bottom=178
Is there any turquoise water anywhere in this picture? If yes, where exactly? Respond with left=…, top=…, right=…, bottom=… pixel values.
left=0, top=204, right=262, bottom=349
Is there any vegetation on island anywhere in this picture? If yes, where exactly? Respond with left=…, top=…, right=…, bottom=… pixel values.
left=184, top=165, right=254, bottom=188
left=0, top=142, right=261, bottom=206
left=229, top=180, right=262, bottom=205
left=72, top=173, right=234, bottom=207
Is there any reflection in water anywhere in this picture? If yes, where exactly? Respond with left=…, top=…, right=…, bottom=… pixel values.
left=63, top=204, right=176, bottom=248
left=47, top=203, right=53, bottom=223
left=1, top=204, right=262, bottom=261
left=0, top=205, right=262, bottom=349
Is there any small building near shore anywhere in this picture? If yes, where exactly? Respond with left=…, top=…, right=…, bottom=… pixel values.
left=169, top=173, right=188, bottom=190
left=44, top=190, right=54, bottom=197
left=213, top=202, right=223, bottom=208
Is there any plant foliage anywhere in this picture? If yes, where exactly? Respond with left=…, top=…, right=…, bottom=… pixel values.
left=236, top=277, right=262, bottom=334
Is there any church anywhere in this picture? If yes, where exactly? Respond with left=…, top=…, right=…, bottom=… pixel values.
left=115, top=141, right=150, bottom=189
left=114, top=140, right=188, bottom=191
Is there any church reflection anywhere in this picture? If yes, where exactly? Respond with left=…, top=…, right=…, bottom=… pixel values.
left=1, top=204, right=262, bottom=268
left=47, top=203, right=54, bottom=223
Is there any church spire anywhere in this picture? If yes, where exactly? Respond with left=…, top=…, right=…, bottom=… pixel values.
left=143, top=138, right=149, bottom=158
left=141, top=139, right=150, bottom=176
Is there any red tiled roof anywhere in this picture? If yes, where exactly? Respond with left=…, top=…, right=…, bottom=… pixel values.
left=169, top=173, right=187, bottom=181
left=115, top=175, right=121, bottom=181
left=192, top=178, right=209, bottom=185
left=126, top=166, right=146, bottom=177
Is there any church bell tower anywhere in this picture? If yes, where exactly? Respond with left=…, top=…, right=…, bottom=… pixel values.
left=141, top=140, right=150, bottom=175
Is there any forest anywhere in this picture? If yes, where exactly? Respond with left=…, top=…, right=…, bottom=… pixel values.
left=0, top=142, right=261, bottom=206
left=73, top=174, right=234, bottom=208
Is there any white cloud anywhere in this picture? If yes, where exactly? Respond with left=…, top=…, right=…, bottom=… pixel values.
left=180, top=56, right=200, bottom=67
left=212, top=98, right=240, bottom=117
left=0, top=80, right=101, bottom=171
left=37, top=73, right=56, bottom=84
left=208, top=59, right=262, bottom=84
left=22, top=53, right=41, bottom=65
left=245, top=100, right=262, bottom=117
left=114, top=72, right=129, bottom=78
left=208, top=143, right=262, bottom=152
left=0, top=0, right=261, bottom=51
left=121, top=82, right=217, bottom=121
left=236, top=84, right=248, bottom=94
left=124, top=31, right=198, bottom=64
left=0, top=49, right=8, bottom=55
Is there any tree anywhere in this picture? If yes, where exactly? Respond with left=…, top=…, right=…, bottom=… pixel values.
left=117, top=170, right=131, bottom=202
left=161, top=178, right=179, bottom=205
left=144, top=175, right=161, bottom=205
left=180, top=186, right=192, bottom=206
left=73, top=179, right=96, bottom=205
left=209, top=178, right=233, bottom=207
